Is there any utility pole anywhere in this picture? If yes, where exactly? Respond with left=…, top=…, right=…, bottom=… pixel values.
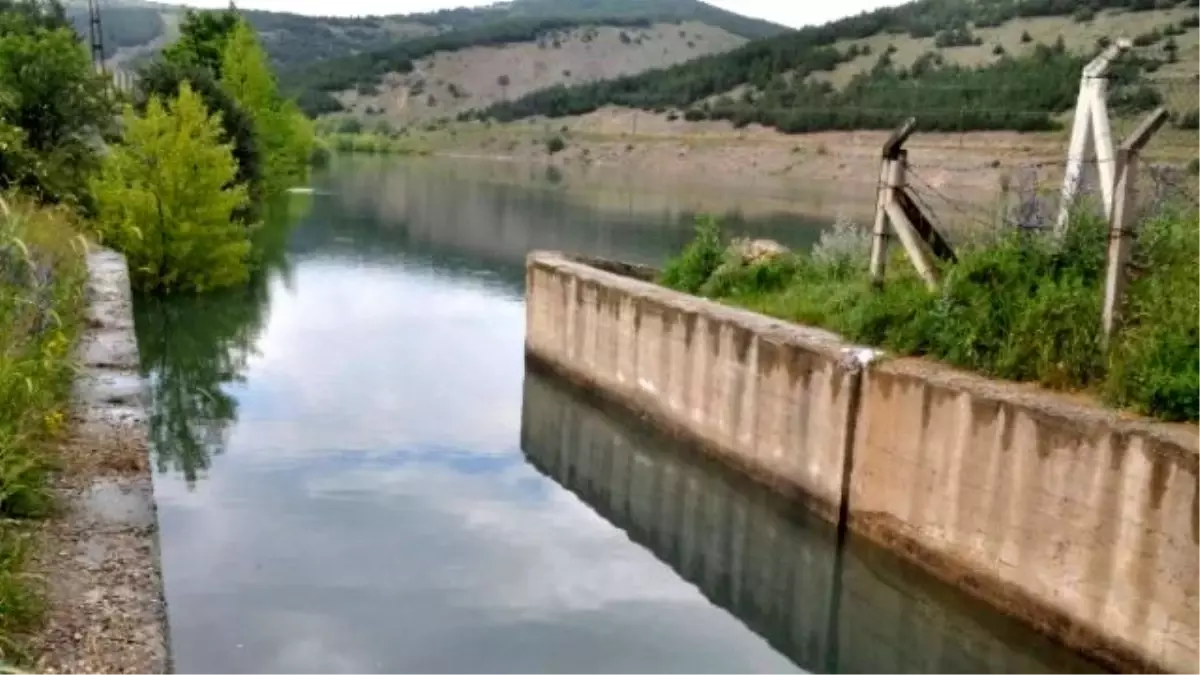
left=88, top=0, right=105, bottom=73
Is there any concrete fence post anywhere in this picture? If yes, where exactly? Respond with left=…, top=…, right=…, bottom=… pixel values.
left=1101, top=106, right=1168, bottom=344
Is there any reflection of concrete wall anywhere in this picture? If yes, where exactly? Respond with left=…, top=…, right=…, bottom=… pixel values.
left=520, top=370, right=1100, bottom=674
left=524, top=251, right=1199, bottom=674
left=521, top=370, right=839, bottom=671
left=526, top=252, right=856, bottom=521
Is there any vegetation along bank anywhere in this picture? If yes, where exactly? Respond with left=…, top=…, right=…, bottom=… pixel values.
left=660, top=206, right=1198, bottom=423
left=0, top=0, right=314, bottom=668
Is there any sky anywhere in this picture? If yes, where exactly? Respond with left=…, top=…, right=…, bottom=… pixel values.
left=168, top=0, right=907, bottom=29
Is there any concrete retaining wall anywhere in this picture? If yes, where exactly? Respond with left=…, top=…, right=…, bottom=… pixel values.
left=524, top=250, right=1199, bottom=674
left=34, top=247, right=170, bottom=673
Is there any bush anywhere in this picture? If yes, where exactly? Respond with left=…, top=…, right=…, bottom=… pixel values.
left=1020, top=30, right=1032, bottom=43
left=91, top=84, right=252, bottom=295
left=545, top=135, right=566, bottom=154
left=659, top=215, right=724, bottom=294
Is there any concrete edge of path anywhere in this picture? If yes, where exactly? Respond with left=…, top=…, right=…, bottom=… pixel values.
left=31, top=246, right=170, bottom=674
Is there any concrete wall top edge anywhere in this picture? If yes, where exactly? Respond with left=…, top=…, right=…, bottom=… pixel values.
left=877, top=357, right=1199, bottom=461
left=527, top=250, right=1198, bottom=463
left=527, top=250, right=857, bottom=364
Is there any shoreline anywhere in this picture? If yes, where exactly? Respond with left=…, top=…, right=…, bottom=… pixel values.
left=332, top=108, right=1197, bottom=226
left=31, top=248, right=169, bottom=674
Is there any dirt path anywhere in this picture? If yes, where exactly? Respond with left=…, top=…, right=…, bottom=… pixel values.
left=30, top=248, right=168, bottom=674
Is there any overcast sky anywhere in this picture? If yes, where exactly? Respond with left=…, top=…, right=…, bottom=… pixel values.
left=170, top=0, right=907, bottom=29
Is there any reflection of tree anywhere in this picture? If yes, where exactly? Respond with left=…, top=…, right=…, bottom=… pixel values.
left=133, top=202, right=298, bottom=486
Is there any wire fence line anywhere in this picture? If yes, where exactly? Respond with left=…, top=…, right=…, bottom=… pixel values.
left=901, top=156, right=1195, bottom=237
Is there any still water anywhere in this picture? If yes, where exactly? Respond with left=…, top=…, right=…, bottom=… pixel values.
left=136, top=156, right=1101, bottom=673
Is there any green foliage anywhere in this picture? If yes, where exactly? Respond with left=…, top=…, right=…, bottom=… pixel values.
left=545, top=135, right=566, bottom=153
left=322, top=131, right=432, bottom=155
left=90, top=84, right=252, bottom=295
left=0, top=194, right=87, bottom=653
left=220, top=20, right=313, bottom=196
left=659, top=208, right=1199, bottom=422
left=136, top=58, right=265, bottom=213
left=1104, top=209, right=1199, bottom=421
left=659, top=215, right=724, bottom=294
left=490, top=43, right=1092, bottom=133
left=162, top=8, right=240, bottom=77
left=0, top=2, right=113, bottom=205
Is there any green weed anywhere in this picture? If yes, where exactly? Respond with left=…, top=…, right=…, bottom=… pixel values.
left=659, top=207, right=1198, bottom=422
left=0, top=194, right=86, bottom=655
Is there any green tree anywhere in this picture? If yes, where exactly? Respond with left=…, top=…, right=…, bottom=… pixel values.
left=136, top=58, right=265, bottom=217
left=0, top=5, right=112, bottom=204
left=90, top=83, right=252, bottom=294
left=219, top=19, right=312, bottom=195
left=162, top=8, right=239, bottom=76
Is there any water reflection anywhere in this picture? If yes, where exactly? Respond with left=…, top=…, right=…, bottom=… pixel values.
left=135, top=284, right=269, bottom=485
left=320, top=156, right=832, bottom=277
left=520, top=367, right=1104, bottom=675
left=134, top=198, right=302, bottom=486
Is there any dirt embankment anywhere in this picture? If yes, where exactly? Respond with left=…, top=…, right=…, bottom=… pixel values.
left=31, top=248, right=168, bottom=674
left=414, top=107, right=1196, bottom=221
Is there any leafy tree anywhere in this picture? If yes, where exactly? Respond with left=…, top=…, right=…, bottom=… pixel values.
left=136, top=58, right=264, bottom=216
left=220, top=19, right=312, bottom=195
left=0, top=3, right=112, bottom=204
left=90, top=83, right=252, bottom=295
left=162, top=8, right=240, bottom=77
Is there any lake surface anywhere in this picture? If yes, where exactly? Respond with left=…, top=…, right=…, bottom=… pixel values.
left=136, top=156, right=1102, bottom=673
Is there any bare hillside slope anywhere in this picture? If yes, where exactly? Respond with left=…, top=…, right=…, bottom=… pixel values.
left=337, top=22, right=745, bottom=125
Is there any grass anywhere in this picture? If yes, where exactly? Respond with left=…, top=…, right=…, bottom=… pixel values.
left=0, top=194, right=87, bottom=661
left=660, top=206, right=1198, bottom=423
left=321, top=132, right=434, bottom=156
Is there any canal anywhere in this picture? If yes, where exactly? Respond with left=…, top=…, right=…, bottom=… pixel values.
left=134, top=156, right=1102, bottom=673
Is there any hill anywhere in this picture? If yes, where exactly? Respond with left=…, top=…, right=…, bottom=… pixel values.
left=296, top=20, right=748, bottom=121
left=480, top=0, right=1200, bottom=134
left=62, top=0, right=787, bottom=71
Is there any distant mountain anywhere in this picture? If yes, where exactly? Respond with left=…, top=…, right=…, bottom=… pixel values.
left=480, top=0, right=1200, bottom=134
left=64, top=0, right=787, bottom=71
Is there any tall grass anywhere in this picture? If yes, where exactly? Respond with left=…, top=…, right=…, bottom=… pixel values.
left=659, top=208, right=1199, bottom=423
left=0, top=195, right=87, bottom=658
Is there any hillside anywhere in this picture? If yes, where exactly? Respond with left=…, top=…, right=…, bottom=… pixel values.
left=324, top=22, right=747, bottom=124
left=481, top=0, right=1200, bottom=134
left=62, top=0, right=786, bottom=73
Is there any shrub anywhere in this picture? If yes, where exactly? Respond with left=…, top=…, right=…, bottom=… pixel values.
left=659, top=215, right=724, bottom=294
left=90, top=84, right=251, bottom=295
left=545, top=135, right=566, bottom=154
left=1020, top=30, right=1033, bottom=43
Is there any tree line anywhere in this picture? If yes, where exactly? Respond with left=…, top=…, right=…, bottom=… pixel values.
left=0, top=0, right=314, bottom=295
left=478, top=0, right=1186, bottom=133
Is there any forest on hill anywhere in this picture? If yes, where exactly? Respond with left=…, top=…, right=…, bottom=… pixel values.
left=479, top=0, right=1199, bottom=133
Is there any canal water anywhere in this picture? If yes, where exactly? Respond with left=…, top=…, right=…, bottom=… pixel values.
left=135, top=156, right=1102, bottom=673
